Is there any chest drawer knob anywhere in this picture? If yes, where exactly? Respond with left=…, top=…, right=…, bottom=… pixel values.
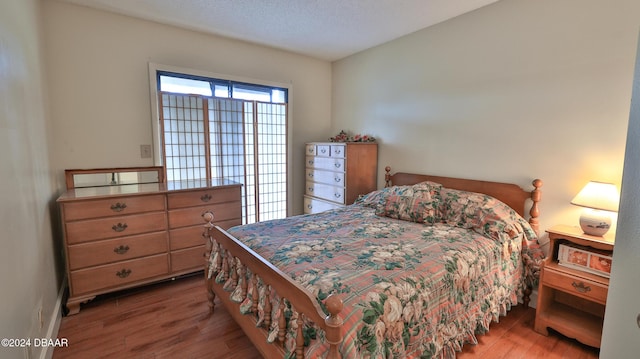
left=110, top=202, right=127, bottom=212
left=112, top=223, right=128, bottom=232
left=113, top=245, right=130, bottom=255
left=572, top=281, right=591, bottom=294
left=200, top=193, right=212, bottom=202
left=116, top=269, right=132, bottom=278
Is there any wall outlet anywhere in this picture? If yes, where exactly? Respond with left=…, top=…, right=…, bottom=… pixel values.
left=140, top=144, right=152, bottom=158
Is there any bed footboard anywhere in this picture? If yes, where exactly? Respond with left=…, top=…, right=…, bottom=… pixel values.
left=203, top=213, right=344, bottom=359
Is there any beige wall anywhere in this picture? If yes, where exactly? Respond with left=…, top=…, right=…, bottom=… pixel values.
left=332, top=0, right=640, bottom=238
left=0, top=0, right=62, bottom=358
left=43, top=0, right=333, bottom=215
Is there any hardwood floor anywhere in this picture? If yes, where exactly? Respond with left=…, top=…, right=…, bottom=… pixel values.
left=54, top=274, right=599, bottom=359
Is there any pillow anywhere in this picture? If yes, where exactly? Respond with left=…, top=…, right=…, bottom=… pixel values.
left=439, top=188, right=537, bottom=242
left=375, top=195, right=439, bottom=224
left=355, top=181, right=443, bottom=209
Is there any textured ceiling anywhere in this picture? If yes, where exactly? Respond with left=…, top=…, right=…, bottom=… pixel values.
left=54, top=0, right=499, bottom=61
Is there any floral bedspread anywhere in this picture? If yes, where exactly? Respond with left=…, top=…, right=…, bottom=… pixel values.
left=211, top=184, right=544, bottom=359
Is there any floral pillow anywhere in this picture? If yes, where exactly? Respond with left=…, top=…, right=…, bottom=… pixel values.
left=439, top=188, right=537, bottom=242
left=375, top=195, right=439, bottom=224
left=355, top=181, right=443, bottom=209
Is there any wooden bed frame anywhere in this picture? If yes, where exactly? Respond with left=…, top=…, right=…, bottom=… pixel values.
left=203, top=167, right=543, bottom=359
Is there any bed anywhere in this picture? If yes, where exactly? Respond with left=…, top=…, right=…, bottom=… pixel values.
left=203, top=167, right=544, bottom=359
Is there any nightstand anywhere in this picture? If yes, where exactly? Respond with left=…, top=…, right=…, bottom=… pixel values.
left=534, top=224, right=615, bottom=348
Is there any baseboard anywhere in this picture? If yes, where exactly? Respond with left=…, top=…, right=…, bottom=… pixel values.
left=39, top=277, right=66, bottom=359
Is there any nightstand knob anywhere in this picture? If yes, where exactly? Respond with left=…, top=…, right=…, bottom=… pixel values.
left=571, top=281, right=591, bottom=293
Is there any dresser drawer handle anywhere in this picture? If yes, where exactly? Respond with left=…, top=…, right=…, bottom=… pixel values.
left=308, top=187, right=314, bottom=192
left=200, top=194, right=212, bottom=202
left=572, top=281, right=591, bottom=293
left=113, top=245, right=130, bottom=255
left=334, top=149, right=342, bottom=155
left=334, top=163, right=341, bottom=169
left=112, top=223, right=128, bottom=232
left=308, top=172, right=314, bottom=178
left=320, top=148, right=327, bottom=154
left=110, top=202, right=127, bottom=212
left=116, top=269, right=132, bottom=278
left=334, top=177, right=341, bottom=183
left=307, top=204, right=312, bottom=209
left=334, top=193, right=342, bottom=199
left=308, top=160, right=314, bottom=166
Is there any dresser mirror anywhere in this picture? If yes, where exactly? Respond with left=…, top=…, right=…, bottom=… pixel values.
left=65, top=166, right=165, bottom=189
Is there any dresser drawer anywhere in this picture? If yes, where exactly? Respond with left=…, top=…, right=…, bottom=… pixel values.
left=170, top=226, right=206, bottom=250
left=63, top=194, right=166, bottom=221
left=306, top=156, right=345, bottom=172
left=70, top=254, right=169, bottom=295
left=68, top=231, right=168, bottom=270
left=303, top=195, right=345, bottom=214
left=167, top=186, right=241, bottom=209
left=306, top=168, right=345, bottom=186
left=65, top=212, right=167, bottom=244
left=305, top=182, right=345, bottom=204
left=542, top=267, right=608, bottom=304
left=168, top=201, right=242, bottom=229
left=171, top=246, right=205, bottom=272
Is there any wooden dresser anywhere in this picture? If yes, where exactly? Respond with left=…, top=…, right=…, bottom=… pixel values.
left=58, top=168, right=242, bottom=314
left=304, top=142, right=377, bottom=214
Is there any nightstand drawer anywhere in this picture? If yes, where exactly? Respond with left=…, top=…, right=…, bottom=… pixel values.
left=542, top=267, right=608, bottom=304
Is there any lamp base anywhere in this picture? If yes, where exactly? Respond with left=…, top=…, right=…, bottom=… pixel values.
left=579, top=208, right=612, bottom=237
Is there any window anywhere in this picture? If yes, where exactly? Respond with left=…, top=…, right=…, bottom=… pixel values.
left=156, top=71, right=288, bottom=224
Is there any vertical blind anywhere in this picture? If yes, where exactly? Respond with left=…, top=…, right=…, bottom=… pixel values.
left=159, top=92, right=287, bottom=224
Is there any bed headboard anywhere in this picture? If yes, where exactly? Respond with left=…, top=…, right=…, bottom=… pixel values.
left=384, top=166, right=543, bottom=234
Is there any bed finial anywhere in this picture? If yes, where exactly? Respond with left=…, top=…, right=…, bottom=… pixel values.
left=385, top=166, right=392, bottom=187
left=529, top=179, right=543, bottom=235
left=324, top=294, right=344, bottom=359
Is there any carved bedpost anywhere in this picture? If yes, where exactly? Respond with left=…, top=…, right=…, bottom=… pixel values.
left=324, top=294, right=344, bottom=359
left=384, top=166, right=392, bottom=187
left=529, top=179, right=543, bottom=236
left=203, top=211, right=216, bottom=313
left=523, top=179, right=543, bottom=308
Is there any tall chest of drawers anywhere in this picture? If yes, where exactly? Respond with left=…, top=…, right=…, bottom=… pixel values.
left=304, top=142, right=378, bottom=214
left=58, top=176, right=241, bottom=315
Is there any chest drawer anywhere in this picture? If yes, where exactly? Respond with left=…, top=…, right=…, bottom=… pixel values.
left=305, top=182, right=345, bottom=204
left=65, top=212, right=167, bottom=244
left=63, top=194, right=166, bottom=221
left=167, top=186, right=241, bottom=209
left=306, top=156, right=345, bottom=172
left=168, top=201, right=242, bottom=229
left=303, top=195, right=345, bottom=214
left=542, top=267, right=608, bottom=304
left=67, top=231, right=168, bottom=270
left=70, top=254, right=169, bottom=295
left=306, top=168, right=345, bottom=186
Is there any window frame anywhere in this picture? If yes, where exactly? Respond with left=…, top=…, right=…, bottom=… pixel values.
left=148, top=62, right=294, bottom=217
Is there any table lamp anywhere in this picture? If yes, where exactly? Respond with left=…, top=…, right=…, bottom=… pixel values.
left=570, top=181, right=620, bottom=236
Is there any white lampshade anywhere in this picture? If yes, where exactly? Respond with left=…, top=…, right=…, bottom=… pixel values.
left=571, top=181, right=620, bottom=236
